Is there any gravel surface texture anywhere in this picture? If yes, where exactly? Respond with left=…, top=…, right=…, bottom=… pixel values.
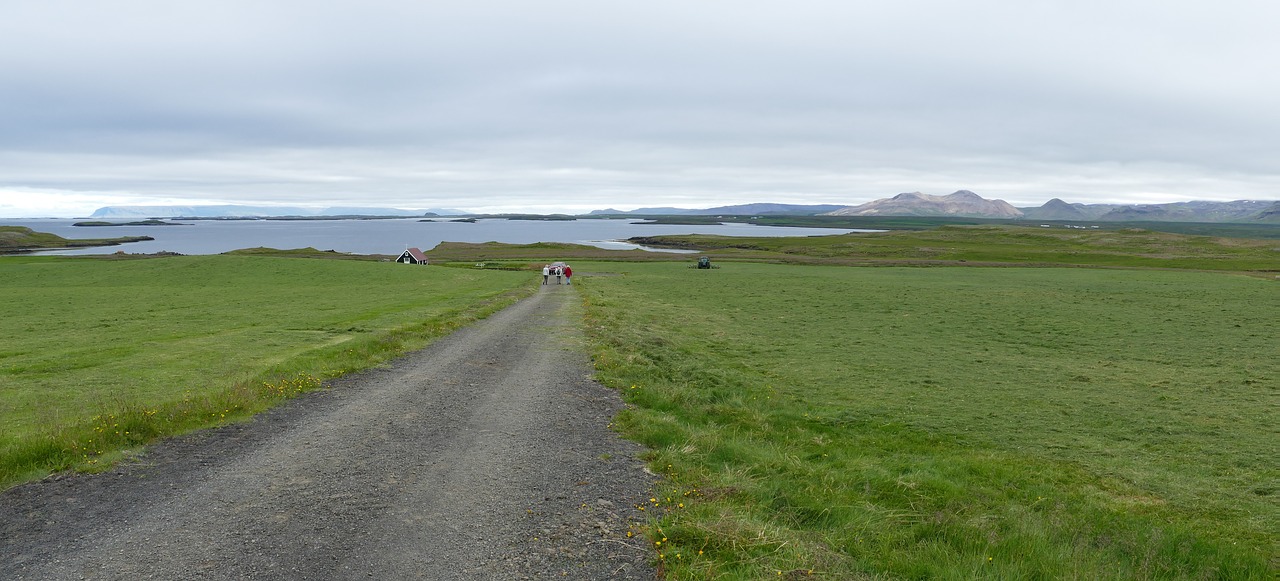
left=1, top=282, right=658, bottom=579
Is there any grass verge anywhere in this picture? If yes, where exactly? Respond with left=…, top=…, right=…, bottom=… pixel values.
left=577, top=261, right=1277, bottom=578
left=0, top=254, right=534, bottom=488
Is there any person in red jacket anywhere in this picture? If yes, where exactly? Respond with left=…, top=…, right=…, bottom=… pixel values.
left=563, top=264, right=573, bottom=285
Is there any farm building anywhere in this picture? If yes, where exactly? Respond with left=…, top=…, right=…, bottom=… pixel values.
left=396, top=247, right=429, bottom=265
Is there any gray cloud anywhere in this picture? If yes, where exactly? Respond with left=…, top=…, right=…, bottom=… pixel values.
left=2, top=0, right=1277, bottom=216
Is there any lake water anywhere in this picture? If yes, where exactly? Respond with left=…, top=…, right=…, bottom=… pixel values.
left=7, top=218, right=869, bottom=256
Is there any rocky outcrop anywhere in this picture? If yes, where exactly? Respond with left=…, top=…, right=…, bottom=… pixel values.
left=1249, top=201, right=1280, bottom=222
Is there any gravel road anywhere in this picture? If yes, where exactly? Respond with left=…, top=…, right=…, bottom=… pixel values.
left=1, top=282, right=657, bottom=579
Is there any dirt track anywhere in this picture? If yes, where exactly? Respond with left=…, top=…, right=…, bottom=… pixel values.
left=0, top=282, right=657, bottom=579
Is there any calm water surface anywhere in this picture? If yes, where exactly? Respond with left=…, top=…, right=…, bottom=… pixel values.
left=8, top=218, right=869, bottom=256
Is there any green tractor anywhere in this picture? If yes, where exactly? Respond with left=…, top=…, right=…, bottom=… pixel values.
left=695, top=256, right=716, bottom=269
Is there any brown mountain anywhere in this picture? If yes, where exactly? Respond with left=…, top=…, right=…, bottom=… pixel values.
left=825, top=190, right=1023, bottom=218
left=1020, top=198, right=1118, bottom=220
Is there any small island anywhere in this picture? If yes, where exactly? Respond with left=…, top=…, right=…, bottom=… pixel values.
left=73, top=219, right=189, bottom=226
left=482, top=214, right=577, bottom=221
left=418, top=217, right=478, bottom=223
left=0, top=226, right=153, bottom=253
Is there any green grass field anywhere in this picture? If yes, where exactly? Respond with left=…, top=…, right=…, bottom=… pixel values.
left=4, top=229, right=1278, bottom=578
left=578, top=262, right=1278, bottom=578
left=0, top=255, right=532, bottom=487
left=633, top=224, right=1280, bottom=272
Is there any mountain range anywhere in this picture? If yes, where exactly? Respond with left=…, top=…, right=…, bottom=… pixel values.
left=826, top=192, right=1280, bottom=222
left=88, top=194, right=1280, bottom=223
left=593, top=192, right=1277, bottom=222
left=1020, top=199, right=1279, bottom=223
left=826, top=190, right=1022, bottom=218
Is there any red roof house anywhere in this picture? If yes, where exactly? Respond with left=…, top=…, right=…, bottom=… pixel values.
left=396, top=247, right=429, bottom=265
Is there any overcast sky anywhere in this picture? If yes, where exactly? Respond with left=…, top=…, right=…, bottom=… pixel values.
left=2, top=0, right=1278, bottom=217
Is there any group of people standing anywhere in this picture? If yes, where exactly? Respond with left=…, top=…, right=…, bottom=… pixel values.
left=542, top=263, right=572, bottom=285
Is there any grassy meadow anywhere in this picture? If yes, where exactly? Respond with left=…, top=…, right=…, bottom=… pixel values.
left=0, top=254, right=533, bottom=487
left=632, top=224, right=1280, bottom=272
left=3, top=223, right=1278, bottom=578
left=578, top=262, right=1278, bottom=578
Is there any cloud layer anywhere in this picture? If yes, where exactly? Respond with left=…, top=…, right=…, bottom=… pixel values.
left=3, top=0, right=1278, bottom=216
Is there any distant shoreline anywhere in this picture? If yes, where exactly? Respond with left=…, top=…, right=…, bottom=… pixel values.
left=74, top=219, right=190, bottom=227
left=0, top=225, right=153, bottom=253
